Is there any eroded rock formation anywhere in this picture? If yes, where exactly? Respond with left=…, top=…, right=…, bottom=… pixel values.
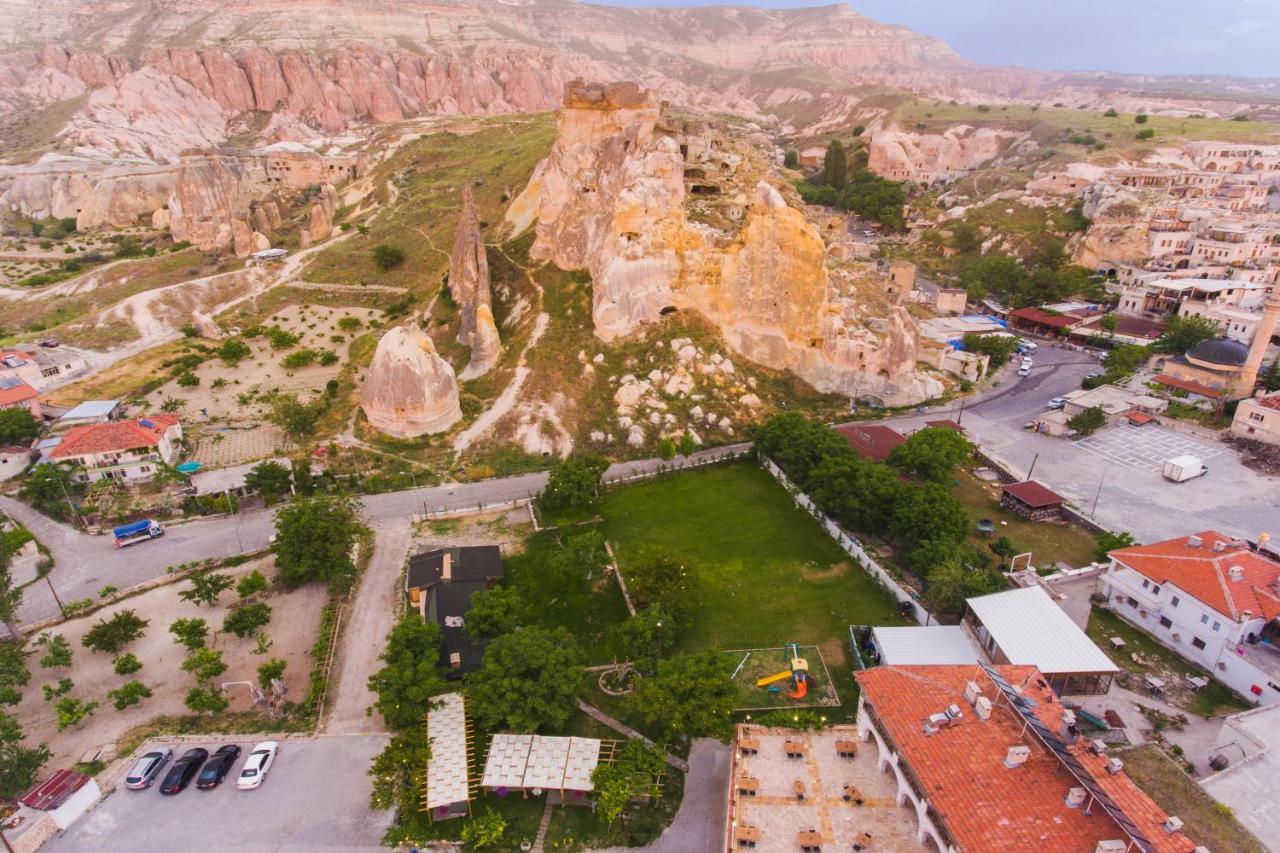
left=361, top=322, right=462, bottom=438
left=449, top=183, right=502, bottom=378
left=510, top=81, right=941, bottom=405
left=166, top=153, right=263, bottom=252
left=867, top=126, right=1029, bottom=184
left=0, top=158, right=177, bottom=228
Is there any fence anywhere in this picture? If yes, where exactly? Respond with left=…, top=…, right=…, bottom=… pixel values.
left=760, top=458, right=933, bottom=626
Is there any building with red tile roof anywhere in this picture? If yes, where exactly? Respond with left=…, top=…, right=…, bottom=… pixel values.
left=833, top=423, right=906, bottom=462
left=49, top=415, right=182, bottom=484
left=1102, top=530, right=1280, bottom=706
left=0, top=376, right=41, bottom=418
left=1000, top=480, right=1066, bottom=521
left=855, top=663, right=1196, bottom=852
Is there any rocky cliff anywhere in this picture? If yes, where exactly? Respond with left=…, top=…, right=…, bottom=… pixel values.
left=867, top=125, right=1030, bottom=184
left=165, top=154, right=264, bottom=253
left=449, top=183, right=501, bottom=378
left=510, top=81, right=941, bottom=406
left=361, top=322, right=462, bottom=438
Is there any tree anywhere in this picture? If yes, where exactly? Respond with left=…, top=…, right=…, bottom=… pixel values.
left=678, top=432, right=696, bottom=457
left=368, top=728, right=430, bottom=814
left=0, top=642, right=29, bottom=706
left=546, top=530, right=609, bottom=590
left=959, top=253, right=1026, bottom=301
left=950, top=221, right=983, bottom=256
left=367, top=616, right=450, bottom=731
left=823, top=140, right=848, bottom=190
left=961, top=332, right=1019, bottom=368
left=888, top=427, right=973, bottom=483
left=624, top=551, right=692, bottom=617
left=244, top=461, right=292, bottom=505
left=0, top=408, right=39, bottom=445
left=630, top=650, right=736, bottom=741
left=181, top=647, right=228, bottom=683
left=925, top=552, right=1006, bottom=615
left=185, top=687, right=229, bottom=715
left=1094, top=530, right=1136, bottom=562
left=18, top=464, right=81, bottom=522
left=464, top=586, right=526, bottom=640
left=989, top=536, right=1019, bottom=560
left=808, top=455, right=903, bottom=536
left=541, top=455, right=609, bottom=511
left=783, top=148, right=799, bottom=169
left=36, top=633, right=72, bottom=669
left=1068, top=406, right=1107, bottom=436
left=1101, top=344, right=1150, bottom=379
left=113, top=653, right=143, bottom=675
left=0, top=710, right=49, bottom=799
left=467, top=627, right=584, bottom=733
left=591, top=739, right=666, bottom=824
left=169, top=617, right=209, bottom=650
left=236, top=570, right=270, bottom=599
left=1156, top=314, right=1222, bottom=355
left=842, top=171, right=905, bottom=230
left=107, top=680, right=152, bottom=710
left=257, top=658, right=286, bottom=690
left=179, top=572, right=234, bottom=607
left=267, top=393, right=325, bottom=439
left=891, top=484, right=969, bottom=554
left=372, top=243, right=406, bottom=271
left=274, top=495, right=362, bottom=591
left=224, top=602, right=272, bottom=638
left=1136, top=128, right=1155, bottom=140
left=81, top=610, right=148, bottom=655
left=1134, top=113, right=1149, bottom=124
left=754, top=412, right=850, bottom=488
left=1099, top=313, right=1119, bottom=338
left=1261, top=358, right=1280, bottom=393
left=460, top=809, right=509, bottom=851
left=217, top=338, right=252, bottom=365
left=609, top=604, right=676, bottom=676
left=657, top=437, right=676, bottom=460
left=54, top=696, right=98, bottom=730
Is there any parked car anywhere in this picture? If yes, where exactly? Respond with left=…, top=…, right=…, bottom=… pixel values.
left=1086, top=371, right=1104, bottom=380
left=1047, top=397, right=1066, bottom=409
left=160, top=748, right=209, bottom=795
left=1018, top=365, right=1032, bottom=377
left=1017, top=339, right=1038, bottom=353
left=196, top=744, right=242, bottom=790
left=124, top=747, right=173, bottom=790
left=237, top=741, right=279, bottom=790
left=38, top=339, right=59, bottom=348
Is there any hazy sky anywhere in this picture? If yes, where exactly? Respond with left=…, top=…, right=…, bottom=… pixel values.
left=597, top=0, right=1280, bottom=78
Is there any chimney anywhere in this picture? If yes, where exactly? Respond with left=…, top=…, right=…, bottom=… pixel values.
left=1060, top=709, right=1078, bottom=741
left=1065, top=787, right=1086, bottom=809
left=1187, top=535, right=1203, bottom=548
left=1107, top=757, right=1124, bottom=775
left=1213, top=540, right=1227, bottom=552
left=1090, top=739, right=1107, bottom=755
left=449, top=651, right=462, bottom=669
left=1004, top=745, right=1031, bottom=768
left=964, top=680, right=982, bottom=705
left=975, top=696, right=993, bottom=721
left=1164, top=816, right=1184, bottom=834
left=1229, top=565, right=1245, bottom=582
left=442, top=551, right=452, bottom=581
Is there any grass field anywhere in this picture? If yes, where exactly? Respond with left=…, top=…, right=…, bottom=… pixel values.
left=953, top=471, right=1099, bottom=570
left=1119, top=744, right=1267, bottom=853
left=725, top=645, right=839, bottom=710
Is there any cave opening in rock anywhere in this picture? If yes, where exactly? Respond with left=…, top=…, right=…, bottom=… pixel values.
left=659, top=306, right=677, bottom=316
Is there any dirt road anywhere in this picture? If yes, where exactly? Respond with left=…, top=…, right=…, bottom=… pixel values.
left=322, top=519, right=411, bottom=734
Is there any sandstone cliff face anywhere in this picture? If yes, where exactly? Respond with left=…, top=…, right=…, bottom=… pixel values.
left=868, top=126, right=1028, bottom=183
left=449, top=183, right=502, bottom=378
left=166, top=154, right=266, bottom=252
left=0, top=157, right=176, bottom=227
left=361, top=322, right=462, bottom=438
left=510, top=81, right=941, bottom=406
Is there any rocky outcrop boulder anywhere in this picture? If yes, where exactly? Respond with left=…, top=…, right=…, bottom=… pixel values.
left=0, top=158, right=176, bottom=228
left=191, top=310, right=222, bottom=340
left=166, top=153, right=262, bottom=252
left=449, top=183, right=502, bottom=377
left=306, top=185, right=338, bottom=245
left=361, top=323, right=462, bottom=438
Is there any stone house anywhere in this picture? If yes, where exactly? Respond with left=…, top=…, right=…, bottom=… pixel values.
left=48, top=415, right=182, bottom=483
left=1231, top=391, right=1280, bottom=444
left=999, top=480, right=1066, bottom=522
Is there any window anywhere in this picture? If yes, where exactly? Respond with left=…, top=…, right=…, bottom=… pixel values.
left=1152, top=585, right=1161, bottom=595
left=140, top=466, right=151, bottom=474
left=1251, top=413, right=1265, bottom=422
left=1192, top=637, right=1206, bottom=650
left=40, top=366, right=60, bottom=377
left=1142, top=579, right=1150, bottom=589
left=1171, top=596, right=1180, bottom=607
left=1159, top=616, right=1173, bottom=629
left=1201, top=614, right=1210, bottom=625
left=1212, top=621, right=1221, bottom=632
left=1127, top=597, right=1139, bottom=608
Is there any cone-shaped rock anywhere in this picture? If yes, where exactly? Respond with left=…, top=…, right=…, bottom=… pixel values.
left=449, top=183, right=494, bottom=347
left=461, top=303, right=502, bottom=379
left=361, top=322, right=462, bottom=437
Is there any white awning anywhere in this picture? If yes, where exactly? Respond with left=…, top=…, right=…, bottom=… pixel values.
left=871, top=626, right=980, bottom=666
left=425, top=693, right=470, bottom=810
left=966, top=587, right=1118, bottom=676
left=480, top=735, right=602, bottom=792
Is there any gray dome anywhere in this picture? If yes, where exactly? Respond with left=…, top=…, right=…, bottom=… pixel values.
left=1187, top=337, right=1249, bottom=367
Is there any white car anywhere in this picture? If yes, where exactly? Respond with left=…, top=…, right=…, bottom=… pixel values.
left=1018, top=365, right=1032, bottom=377
left=1047, top=397, right=1066, bottom=409
left=236, top=741, right=279, bottom=790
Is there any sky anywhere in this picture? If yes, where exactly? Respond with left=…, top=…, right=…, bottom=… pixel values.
left=597, top=0, right=1280, bottom=78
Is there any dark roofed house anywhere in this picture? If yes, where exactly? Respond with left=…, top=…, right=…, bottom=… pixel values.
left=834, top=424, right=906, bottom=463
left=1001, top=480, right=1066, bottom=521
left=406, top=546, right=504, bottom=677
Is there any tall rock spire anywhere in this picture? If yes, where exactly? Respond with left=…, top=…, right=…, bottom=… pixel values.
left=449, top=183, right=502, bottom=377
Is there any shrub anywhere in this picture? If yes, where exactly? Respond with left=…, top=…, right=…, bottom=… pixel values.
left=81, top=610, right=148, bottom=655
left=112, top=653, right=143, bottom=675
left=236, top=570, right=270, bottom=599
left=107, top=680, right=152, bottom=710
left=281, top=348, right=318, bottom=369
left=1136, top=128, right=1155, bottom=140
left=372, top=243, right=406, bottom=271
left=217, top=338, right=251, bottom=365
left=1067, top=406, right=1107, bottom=436
left=169, top=617, right=209, bottom=650
left=224, top=602, right=272, bottom=638
left=175, top=371, right=200, bottom=387
left=184, top=687, right=229, bottom=715
left=54, top=696, right=98, bottom=730
left=1134, top=113, right=1148, bottom=124
left=317, top=349, right=339, bottom=366
left=337, top=316, right=362, bottom=332
left=35, top=634, right=72, bottom=669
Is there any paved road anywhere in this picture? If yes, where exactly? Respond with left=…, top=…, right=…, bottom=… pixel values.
left=6, top=444, right=747, bottom=627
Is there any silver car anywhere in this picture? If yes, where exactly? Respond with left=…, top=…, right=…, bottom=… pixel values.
left=124, top=747, right=173, bottom=790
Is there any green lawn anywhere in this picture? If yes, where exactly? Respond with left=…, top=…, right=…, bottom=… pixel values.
left=1086, top=607, right=1252, bottom=717
left=954, top=471, right=1099, bottom=570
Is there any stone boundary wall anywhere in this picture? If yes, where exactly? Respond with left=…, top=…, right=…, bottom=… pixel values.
left=760, top=457, right=933, bottom=626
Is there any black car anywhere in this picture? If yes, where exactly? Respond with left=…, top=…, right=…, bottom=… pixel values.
left=196, top=745, right=242, bottom=790
left=159, top=748, right=209, bottom=795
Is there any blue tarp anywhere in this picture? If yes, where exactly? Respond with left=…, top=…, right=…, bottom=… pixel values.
left=175, top=461, right=202, bottom=473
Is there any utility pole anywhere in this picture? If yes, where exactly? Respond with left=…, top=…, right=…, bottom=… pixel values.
left=956, top=398, right=966, bottom=425
left=1090, top=465, right=1109, bottom=518
left=1026, top=453, right=1039, bottom=480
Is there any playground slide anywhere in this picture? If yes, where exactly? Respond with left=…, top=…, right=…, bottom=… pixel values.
left=757, top=671, right=792, bottom=688
left=788, top=678, right=808, bottom=700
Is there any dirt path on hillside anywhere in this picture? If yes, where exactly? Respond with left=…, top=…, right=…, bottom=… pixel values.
left=323, top=519, right=411, bottom=734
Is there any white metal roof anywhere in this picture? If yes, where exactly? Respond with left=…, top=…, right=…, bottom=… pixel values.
left=966, top=587, right=1118, bottom=676
left=481, top=734, right=532, bottom=789
left=480, top=735, right=602, bottom=792
left=871, top=626, right=980, bottom=666
left=425, top=693, right=469, bottom=810
left=58, top=400, right=120, bottom=421
left=523, top=737, right=571, bottom=790
left=189, top=457, right=291, bottom=495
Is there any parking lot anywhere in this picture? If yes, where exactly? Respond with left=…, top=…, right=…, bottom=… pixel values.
left=46, top=734, right=391, bottom=852
left=1073, top=424, right=1224, bottom=473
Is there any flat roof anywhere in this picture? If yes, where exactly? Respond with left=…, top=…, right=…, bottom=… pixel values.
left=425, top=693, right=470, bottom=810
left=480, top=735, right=603, bottom=792
left=1146, top=277, right=1264, bottom=293
left=189, top=457, right=291, bottom=495
left=871, top=625, right=979, bottom=666
left=58, top=400, right=120, bottom=421
left=966, top=587, right=1118, bottom=675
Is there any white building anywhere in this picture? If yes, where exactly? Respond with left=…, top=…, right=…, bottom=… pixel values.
left=1100, top=530, right=1280, bottom=706
left=48, top=415, right=182, bottom=483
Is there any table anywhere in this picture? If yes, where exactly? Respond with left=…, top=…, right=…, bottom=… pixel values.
left=1110, top=636, right=1127, bottom=651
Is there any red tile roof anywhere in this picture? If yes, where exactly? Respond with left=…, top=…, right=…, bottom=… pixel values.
left=1002, top=480, right=1065, bottom=508
left=0, top=381, right=37, bottom=406
left=1255, top=394, right=1280, bottom=412
left=1153, top=374, right=1226, bottom=399
left=856, top=664, right=1193, bottom=853
left=50, top=415, right=178, bottom=460
left=1110, top=530, right=1280, bottom=622
left=1126, top=410, right=1155, bottom=425
left=833, top=424, right=906, bottom=462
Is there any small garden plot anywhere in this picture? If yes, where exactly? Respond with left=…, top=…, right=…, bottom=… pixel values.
left=725, top=645, right=839, bottom=710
